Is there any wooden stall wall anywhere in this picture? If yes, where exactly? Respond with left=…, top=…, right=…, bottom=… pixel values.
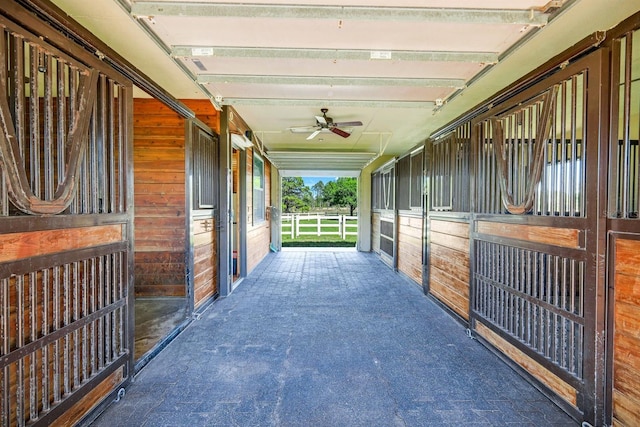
left=246, top=148, right=272, bottom=273
left=606, top=24, right=640, bottom=427
left=425, top=124, right=472, bottom=321
left=396, top=149, right=424, bottom=285
left=133, top=99, right=186, bottom=297
left=0, top=6, right=133, bottom=425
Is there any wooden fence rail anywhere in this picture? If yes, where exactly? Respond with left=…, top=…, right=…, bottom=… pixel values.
left=281, top=214, right=358, bottom=239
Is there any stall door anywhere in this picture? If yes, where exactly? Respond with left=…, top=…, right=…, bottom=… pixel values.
left=0, top=10, right=133, bottom=426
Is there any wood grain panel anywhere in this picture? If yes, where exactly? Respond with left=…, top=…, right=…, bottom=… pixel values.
left=428, top=219, right=470, bottom=319
left=430, top=266, right=469, bottom=318
left=476, top=221, right=581, bottom=249
left=430, top=230, right=469, bottom=253
left=397, top=214, right=423, bottom=284
left=372, top=213, right=381, bottom=254
left=476, top=321, right=577, bottom=406
left=430, top=243, right=470, bottom=283
left=133, top=98, right=187, bottom=297
left=193, top=218, right=217, bottom=307
left=0, top=225, right=123, bottom=262
left=430, top=219, right=469, bottom=239
left=613, top=389, right=640, bottom=427
left=612, top=237, right=640, bottom=427
left=51, top=367, right=124, bottom=427
left=183, top=99, right=220, bottom=133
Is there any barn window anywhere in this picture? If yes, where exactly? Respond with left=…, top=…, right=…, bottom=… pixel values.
left=253, top=152, right=265, bottom=223
left=193, top=127, right=218, bottom=211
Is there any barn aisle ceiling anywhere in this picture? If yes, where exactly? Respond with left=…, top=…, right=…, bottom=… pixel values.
left=51, top=0, right=640, bottom=173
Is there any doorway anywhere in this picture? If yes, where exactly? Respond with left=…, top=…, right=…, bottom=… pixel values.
left=231, top=146, right=246, bottom=284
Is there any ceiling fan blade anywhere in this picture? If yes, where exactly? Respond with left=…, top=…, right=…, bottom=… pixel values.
left=315, top=115, right=327, bottom=125
left=289, top=126, right=318, bottom=133
left=333, top=121, right=363, bottom=127
left=330, top=127, right=351, bottom=138
left=307, top=130, right=321, bottom=140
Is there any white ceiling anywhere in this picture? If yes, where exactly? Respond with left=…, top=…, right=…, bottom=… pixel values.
left=51, top=0, right=640, bottom=173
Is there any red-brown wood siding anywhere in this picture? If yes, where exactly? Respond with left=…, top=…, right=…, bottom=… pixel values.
left=612, top=237, right=640, bottom=427
left=133, top=99, right=187, bottom=297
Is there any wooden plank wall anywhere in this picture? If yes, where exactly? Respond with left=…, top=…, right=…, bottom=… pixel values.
left=611, top=237, right=640, bottom=426
left=246, top=149, right=272, bottom=273
left=193, top=219, right=218, bottom=308
left=397, top=214, right=423, bottom=284
left=133, top=99, right=187, bottom=297
left=428, top=218, right=470, bottom=320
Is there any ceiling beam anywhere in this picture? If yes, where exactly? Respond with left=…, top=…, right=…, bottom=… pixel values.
left=132, top=2, right=549, bottom=26
left=221, top=98, right=436, bottom=109
left=172, top=46, right=500, bottom=64
left=198, top=74, right=465, bottom=88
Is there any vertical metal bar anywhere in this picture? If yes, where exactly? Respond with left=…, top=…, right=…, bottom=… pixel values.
left=621, top=36, right=632, bottom=217
left=56, top=61, right=67, bottom=189
left=97, top=74, right=106, bottom=214
left=81, top=260, right=88, bottom=381
left=29, top=45, right=41, bottom=199
left=41, top=269, right=49, bottom=412
left=52, top=266, right=60, bottom=403
left=1, top=278, right=11, bottom=427
left=28, top=272, right=37, bottom=422
left=559, top=80, right=568, bottom=216
left=105, top=254, right=112, bottom=364
left=561, top=257, right=568, bottom=370
left=44, top=53, right=54, bottom=201
left=569, top=75, right=578, bottom=216
left=97, top=257, right=104, bottom=370
left=63, top=264, right=70, bottom=396
left=108, top=80, right=116, bottom=213
left=117, top=86, right=125, bottom=213
left=11, top=35, right=26, bottom=157
left=570, top=258, right=576, bottom=374
left=73, top=261, right=79, bottom=390
left=90, top=257, right=96, bottom=375
left=0, top=29, right=6, bottom=217
left=16, top=275, right=25, bottom=426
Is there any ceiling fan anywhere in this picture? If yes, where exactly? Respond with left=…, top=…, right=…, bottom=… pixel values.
left=289, top=108, right=363, bottom=140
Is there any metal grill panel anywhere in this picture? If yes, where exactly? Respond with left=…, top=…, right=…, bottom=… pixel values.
left=611, top=30, right=640, bottom=219
left=474, top=240, right=584, bottom=379
left=0, top=250, right=128, bottom=426
left=475, top=73, right=586, bottom=216
left=0, top=26, right=126, bottom=216
left=432, top=122, right=471, bottom=212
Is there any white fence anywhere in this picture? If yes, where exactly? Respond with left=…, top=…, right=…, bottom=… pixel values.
left=281, top=214, right=358, bottom=239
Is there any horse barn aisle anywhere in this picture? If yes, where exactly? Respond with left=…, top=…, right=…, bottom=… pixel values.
left=91, top=251, right=576, bottom=426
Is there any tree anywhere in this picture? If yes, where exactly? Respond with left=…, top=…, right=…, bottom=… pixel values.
left=281, top=177, right=312, bottom=213
left=324, top=177, right=357, bottom=215
left=311, top=181, right=325, bottom=208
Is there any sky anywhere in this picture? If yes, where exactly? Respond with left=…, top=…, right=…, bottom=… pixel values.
left=302, top=177, right=335, bottom=188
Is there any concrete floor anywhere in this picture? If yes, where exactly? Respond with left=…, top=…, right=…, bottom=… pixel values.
left=92, top=250, right=578, bottom=426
